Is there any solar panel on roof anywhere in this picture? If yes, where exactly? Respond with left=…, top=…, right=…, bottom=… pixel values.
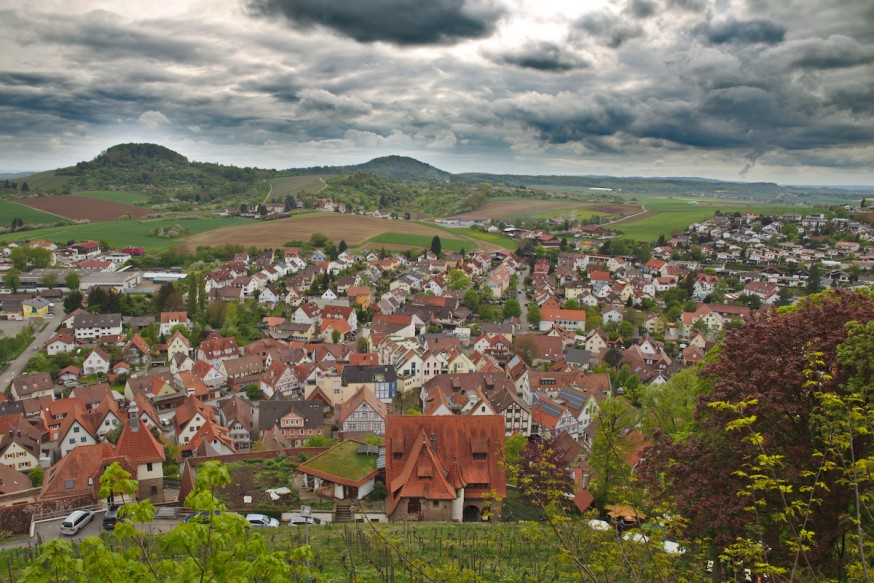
left=558, top=388, right=585, bottom=410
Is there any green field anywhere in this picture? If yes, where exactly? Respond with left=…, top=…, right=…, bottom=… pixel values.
left=0, top=200, right=64, bottom=226
left=0, top=216, right=252, bottom=250
left=364, top=232, right=470, bottom=252
left=267, top=175, right=332, bottom=200
left=426, top=224, right=517, bottom=250
left=499, top=207, right=603, bottom=221
left=18, top=170, right=73, bottom=191
left=610, top=196, right=827, bottom=241
left=74, top=190, right=150, bottom=204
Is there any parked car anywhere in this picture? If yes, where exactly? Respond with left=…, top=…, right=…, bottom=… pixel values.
left=246, top=513, right=279, bottom=528
left=61, top=510, right=94, bottom=535
left=183, top=510, right=222, bottom=524
left=288, top=515, right=322, bottom=526
left=103, top=505, right=122, bottom=530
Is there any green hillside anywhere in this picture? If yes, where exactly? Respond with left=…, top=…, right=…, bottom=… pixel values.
left=295, top=155, right=453, bottom=182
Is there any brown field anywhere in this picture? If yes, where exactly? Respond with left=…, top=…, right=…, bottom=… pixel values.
left=14, top=195, right=151, bottom=222
left=450, top=199, right=642, bottom=220
left=181, top=214, right=503, bottom=252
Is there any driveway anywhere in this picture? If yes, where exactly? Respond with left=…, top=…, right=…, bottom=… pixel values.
left=25, top=510, right=185, bottom=548
left=1, top=308, right=65, bottom=392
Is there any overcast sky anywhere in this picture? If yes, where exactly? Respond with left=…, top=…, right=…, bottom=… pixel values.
left=1, top=0, right=872, bottom=185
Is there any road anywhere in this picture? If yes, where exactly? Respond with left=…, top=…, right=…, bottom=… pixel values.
left=603, top=203, right=648, bottom=226
left=1, top=308, right=65, bottom=393
left=516, top=267, right=529, bottom=333
left=3, top=510, right=186, bottom=550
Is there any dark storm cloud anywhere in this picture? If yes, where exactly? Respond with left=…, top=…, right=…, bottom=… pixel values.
left=626, top=0, right=658, bottom=19
left=576, top=12, right=643, bottom=48
left=247, top=0, right=502, bottom=45
left=698, top=18, right=786, bottom=45
left=787, top=35, right=874, bottom=69
left=491, top=42, right=587, bottom=72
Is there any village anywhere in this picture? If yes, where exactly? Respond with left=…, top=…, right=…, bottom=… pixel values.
left=0, top=205, right=871, bottom=539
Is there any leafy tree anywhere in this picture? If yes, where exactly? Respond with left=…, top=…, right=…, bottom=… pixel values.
left=65, top=270, right=80, bottom=291
left=640, top=289, right=874, bottom=576
left=356, top=336, right=369, bottom=353
left=516, top=435, right=576, bottom=510
left=639, top=367, right=705, bottom=441
left=446, top=269, right=470, bottom=291
left=41, top=270, right=59, bottom=288
left=463, top=288, right=479, bottom=312
left=28, top=466, right=44, bottom=488
left=807, top=262, right=822, bottom=294
left=526, top=303, right=540, bottom=327
left=4, top=268, right=20, bottom=292
left=309, top=232, right=329, bottom=248
left=304, top=434, right=336, bottom=447
left=510, top=335, right=540, bottom=365
left=246, top=384, right=263, bottom=400
left=331, top=329, right=341, bottom=344
left=63, top=291, right=83, bottom=313
left=338, top=239, right=348, bottom=253
left=23, top=461, right=312, bottom=582
left=589, top=396, right=639, bottom=505
left=430, top=235, right=442, bottom=256
left=503, top=297, right=521, bottom=319
left=502, top=433, right=527, bottom=482
left=603, top=346, right=622, bottom=368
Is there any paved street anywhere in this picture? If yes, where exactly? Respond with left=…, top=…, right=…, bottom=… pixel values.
left=20, top=510, right=185, bottom=549
left=0, top=308, right=65, bottom=393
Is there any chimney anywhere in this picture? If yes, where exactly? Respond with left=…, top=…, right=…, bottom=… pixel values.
left=128, top=402, right=140, bottom=432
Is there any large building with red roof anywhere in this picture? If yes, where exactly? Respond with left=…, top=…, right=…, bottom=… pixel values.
left=384, top=415, right=506, bottom=522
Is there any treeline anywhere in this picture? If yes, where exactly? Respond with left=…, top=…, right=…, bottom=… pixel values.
left=0, top=325, right=34, bottom=365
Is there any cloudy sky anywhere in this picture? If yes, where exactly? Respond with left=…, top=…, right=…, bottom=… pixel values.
left=1, top=0, right=872, bottom=185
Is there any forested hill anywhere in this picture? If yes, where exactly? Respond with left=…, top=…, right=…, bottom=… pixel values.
left=49, top=143, right=276, bottom=195
left=292, top=155, right=453, bottom=182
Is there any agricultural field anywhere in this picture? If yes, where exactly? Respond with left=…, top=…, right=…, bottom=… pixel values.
left=0, top=216, right=252, bottom=251
left=0, top=200, right=63, bottom=227
left=364, top=232, right=470, bottom=252
left=181, top=214, right=505, bottom=252
left=609, top=196, right=823, bottom=241
left=14, top=195, right=152, bottom=222
left=450, top=199, right=613, bottom=221
left=267, top=175, right=331, bottom=200
left=73, top=190, right=151, bottom=204
left=426, top=224, right=518, bottom=250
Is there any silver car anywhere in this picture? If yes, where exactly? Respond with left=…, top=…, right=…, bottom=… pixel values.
left=245, top=513, right=279, bottom=528
left=61, top=510, right=94, bottom=535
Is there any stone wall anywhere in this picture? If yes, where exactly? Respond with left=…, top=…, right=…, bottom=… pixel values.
left=0, top=493, right=96, bottom=535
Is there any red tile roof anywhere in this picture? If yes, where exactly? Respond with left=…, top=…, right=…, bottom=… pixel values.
left=115, top=416, right=165, bottom=464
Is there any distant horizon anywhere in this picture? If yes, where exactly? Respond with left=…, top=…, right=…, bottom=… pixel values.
left=2, top=1, right=872, bottom=188
left=2, top=145, right=873, bottom=191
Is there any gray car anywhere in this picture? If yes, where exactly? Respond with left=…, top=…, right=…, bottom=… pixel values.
left=61, top=510, right=94, bottom=535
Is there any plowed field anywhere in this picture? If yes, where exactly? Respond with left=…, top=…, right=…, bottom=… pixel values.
left=14, top=195, right=151, bottom=222
left=450, top=199, right=641, bottom=220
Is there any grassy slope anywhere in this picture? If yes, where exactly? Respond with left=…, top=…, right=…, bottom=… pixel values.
left=267, top=175, right=331, bottom=200
left=19, top=170, right=73, bottom=191
left=0, top=200, right=65, bottom=226
left=0, top=216, right=252, bottom=250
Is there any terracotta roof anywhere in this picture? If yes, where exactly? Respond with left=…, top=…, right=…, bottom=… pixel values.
left=41, top=443, right=132, bottom=500
left=160, top=311, right=189, bottom=324
left=115, top=415, right=165, bottom=464
left=384, top=415, right=506, bottom=516
left=123, top=333, right=150, bottom=355
left=335, top=386, right=387, bottom=425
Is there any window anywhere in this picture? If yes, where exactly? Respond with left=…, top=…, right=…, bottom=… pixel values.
left=473, top=452, right=487, bottom=461
left=80, top=437, right=86, bottom=443
left=393, top=452, right=403, bottom=460
left=73, top=426, right=80, bottom=433
left=150, top=485, right=158, bottom=495
left=147, top=463, right=153, bottom=472
left=68, top=438, right=75, bottom=445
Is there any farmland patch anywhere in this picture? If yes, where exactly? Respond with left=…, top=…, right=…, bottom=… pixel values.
left=0, top=200, right=63, bottom=227
left=14, top=195, right=151, bottom=222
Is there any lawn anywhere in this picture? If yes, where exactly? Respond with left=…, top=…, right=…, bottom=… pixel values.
left=364, top=232, right=470, bottom=252
left=73, top=190, right=151, bottom=204
left=0, top=216, right=252, bottom=251
left=426, top=224, right=517, bottom=250
left=0, top=200, right=63, bottom=226
left=299, top=440, right=378, bottom=481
